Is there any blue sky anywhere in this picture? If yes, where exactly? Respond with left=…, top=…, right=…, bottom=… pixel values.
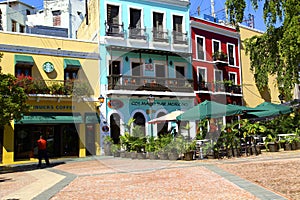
left=20, top=0, right=266, bottom=31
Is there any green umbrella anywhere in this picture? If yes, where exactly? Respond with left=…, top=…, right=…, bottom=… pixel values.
left=176, top=100, right=245, bottom=121
left=246, top=102, right=292, bottom=118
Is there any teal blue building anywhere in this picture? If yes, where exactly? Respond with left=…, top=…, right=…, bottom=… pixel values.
left=98, top=0, right=195, bottom=143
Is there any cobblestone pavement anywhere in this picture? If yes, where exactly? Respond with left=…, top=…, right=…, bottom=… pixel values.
left=1, top=150, right=299, bottom=200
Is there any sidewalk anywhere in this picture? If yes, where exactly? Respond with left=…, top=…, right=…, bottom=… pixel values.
left=1, top=151, right=299, bottom=200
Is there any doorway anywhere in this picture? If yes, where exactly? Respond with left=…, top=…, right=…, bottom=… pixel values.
left=110, top=114, right=121, bottom=144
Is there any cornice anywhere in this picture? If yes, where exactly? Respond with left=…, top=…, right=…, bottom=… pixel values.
left=191, top=20, right=240, bottom=39
left=0, top=44, right=100, bottom=60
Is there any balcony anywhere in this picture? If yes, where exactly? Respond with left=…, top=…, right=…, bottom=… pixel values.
left=172, top=31, right=188, bottom=45
left=212, top=51, right=228, bottom=66
left=105, top=21, right=124, bottom=37
left=152, top=28, right=169, bottom=43
left=197, top=81, right=242, bottom=95
left=107, top=75, right=193, bottom=93
left=16, top=76, right=93, bottom=97
left=128, top=26, right=147, bottom=40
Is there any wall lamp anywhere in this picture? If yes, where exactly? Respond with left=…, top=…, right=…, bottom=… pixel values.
left=97, top=95, right=105, bottom=108
left=147, top=94, right=155, bottom=106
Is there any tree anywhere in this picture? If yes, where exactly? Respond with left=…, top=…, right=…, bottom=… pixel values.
left=226, top=0, right=300, bottom=100
left=0, top=53, right=31, bottom=126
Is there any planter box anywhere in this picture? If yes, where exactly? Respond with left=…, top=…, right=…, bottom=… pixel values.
left=267, top=142, right=279, bottom=152
left=184, top=151, right=194, bottom=161
left=168, top=152, right=179, bottom=161
left=120, top=151, right=126, bottom=158
left=159, top=152, right=169, bottom=160
left=137, top=152, right=146, bottom=159
left=148, top=152, right=159, bottom=160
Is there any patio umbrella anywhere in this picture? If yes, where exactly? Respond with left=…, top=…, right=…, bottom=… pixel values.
left=246, top=102, right=292, bottom=118
left=176, top=100, right=245, bottom=121
left=148, top=110, right=184, bottom=124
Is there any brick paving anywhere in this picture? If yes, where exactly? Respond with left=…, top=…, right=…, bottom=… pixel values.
left=1, top=151, right=298, bottom=200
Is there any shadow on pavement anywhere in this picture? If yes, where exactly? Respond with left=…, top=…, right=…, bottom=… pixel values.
left=0, top=161, right=66, bottom=174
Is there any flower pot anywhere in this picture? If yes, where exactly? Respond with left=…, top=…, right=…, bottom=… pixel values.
left=267, top=142, right=279, bottom=152
left=137, top=152, right=146, bottom=159
left=113, top=151, right=121, bottom=157
left=120, top=151, right=126, bottom=158
left=159, top=152, right=168, bottom=160
left=130, top=152, right=137, bottom=159
left=184, top=151, right=194, bottom=161
left=284, top=143, right=292, bottom=151
left=148, top=152, right=159, bottom=160
left=168, top=152, right=179, bottom=161
left=296, top=142, right=300, bottom=150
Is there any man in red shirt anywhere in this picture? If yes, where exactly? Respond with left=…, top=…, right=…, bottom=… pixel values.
left=37, top=135, right=50, bottom=167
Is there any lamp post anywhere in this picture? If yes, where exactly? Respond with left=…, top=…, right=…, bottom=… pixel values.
left=147, top=94, right=155, bottom=137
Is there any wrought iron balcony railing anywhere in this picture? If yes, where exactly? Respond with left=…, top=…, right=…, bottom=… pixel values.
left=107, top=75, right=193, bottom=92
left=16, top=77, right=93, bottom=97
left=197, top=81, right=242, bottom=94
left=105, top=21, right=124, bottom=37
left=172, top=31, right=188, bottom=45
left=152, top=28, right=169, bottom=43
left=128, top=26, right=147, bottom=40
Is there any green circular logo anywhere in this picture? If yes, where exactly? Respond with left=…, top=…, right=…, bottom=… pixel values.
left=43, top=62, right=54, bottom=73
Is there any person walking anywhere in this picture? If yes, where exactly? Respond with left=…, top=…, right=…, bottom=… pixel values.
left=37, top=135, right=50, bottom=168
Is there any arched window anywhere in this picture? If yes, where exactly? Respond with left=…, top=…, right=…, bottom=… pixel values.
left=133, top=112, right=146, bottom=136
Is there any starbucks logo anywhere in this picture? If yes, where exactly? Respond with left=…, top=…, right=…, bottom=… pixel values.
left=43, top=62, right=54, bottom=73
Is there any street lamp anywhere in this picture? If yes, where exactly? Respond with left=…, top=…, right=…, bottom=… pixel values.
left=147, top=94, right=155, bottom=137
left=98, top=95, right=105, bottom=107
left=147, top=94, right=155, bottom=106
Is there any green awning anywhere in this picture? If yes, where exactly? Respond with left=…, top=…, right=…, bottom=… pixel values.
left=64, top=59, right=81, bottom=69
left=246, top=102, right=292, bottom=118
left=15, top=113, right=83, bottom=124
left=176, top=100, right=246, bottom=121
left=14, top=55, right=34, bottom=66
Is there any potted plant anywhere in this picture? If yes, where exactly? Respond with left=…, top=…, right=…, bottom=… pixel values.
left=111, top=143, right=121, bottom=157
left=264, top=134, right=279, bottom=152
left=146, top=136, right=159, bottom=159
left=183, top=139, right=196, bottom=161
left=103, top=136, right=114, bottom=156
left=212, top=51, right=228, bottom=61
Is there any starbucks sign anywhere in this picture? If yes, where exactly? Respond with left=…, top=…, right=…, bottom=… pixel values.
left=43, top=62, right=54, bottom=73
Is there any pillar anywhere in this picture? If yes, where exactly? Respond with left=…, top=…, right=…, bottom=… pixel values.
left=78, top=123, right=86, bottom=158
left=2, top=121, right=14, bottom=164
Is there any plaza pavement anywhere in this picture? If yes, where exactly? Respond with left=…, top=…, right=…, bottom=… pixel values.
left=1, top=151, right=299, bottom=200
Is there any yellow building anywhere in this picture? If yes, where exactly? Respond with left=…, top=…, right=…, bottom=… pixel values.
left=0, top=31, right=100, bottom=164
left=240, top=26, right=281, bottom=107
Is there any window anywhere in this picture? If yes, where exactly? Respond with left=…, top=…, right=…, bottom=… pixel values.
left=198, top=67, right=207, bottom=83
left=129, top=8, right=144, bottom=39
left=12, top=20, right=17, bottom=32
left=129, top=8, right=141, bottom=29
left=196, top=36, right=205, bottom=60
left=15, top=67, right=31, bottom=77
left=153, top=12, right=167, bottom=41
left=229, top=72, right=237, bottom=85
left=153, top=12, right=164, bottom=31
left=176, top=66, right=185, bottom=78
left=107, top=4, right=120, bottom=34
left=132, top=62, right=141, bottom=76
left=64, top=70, right=78, bottom=80
left=214, top=70, right=223, bottom=82
left=227, top=43, right=235, bottom=66
left=109, top=60, right=121, bottom=75
left=212, top=40, right=221, bottom=54
left=173, top=15, right=182, bottom=33
left=19, top=25, right=25, bottom=33
left=26, top=9, right=31, bottom=15
left=52, top=10, right=61, bottom=26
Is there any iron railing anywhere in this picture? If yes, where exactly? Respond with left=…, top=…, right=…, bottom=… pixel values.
left=105, top=21, right=124, bottom=37
left=152, top=28, right=169, bottom=43
left=107, top=75, right=193, bottom=92
left=198, top=81, right=242, bottom=94
left=128, top=26, right=147, bottom=40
